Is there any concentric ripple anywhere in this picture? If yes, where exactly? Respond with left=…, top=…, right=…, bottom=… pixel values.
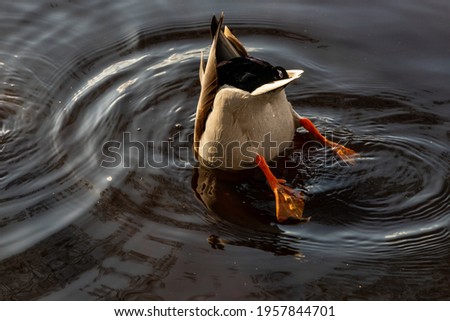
left=1, top=0, right=449, bottom=300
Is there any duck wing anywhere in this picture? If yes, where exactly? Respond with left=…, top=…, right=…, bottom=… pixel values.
left=194, top=14, right=248, bottom=156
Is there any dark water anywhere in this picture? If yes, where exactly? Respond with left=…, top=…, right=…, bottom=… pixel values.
left=1, top=0, right=449, bottom=300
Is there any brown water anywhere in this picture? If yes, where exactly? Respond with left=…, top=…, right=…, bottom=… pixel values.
left=1, top=0, right=449, bottom=300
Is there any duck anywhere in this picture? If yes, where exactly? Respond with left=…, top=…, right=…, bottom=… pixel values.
left=194, top=14, right=358, bottom=223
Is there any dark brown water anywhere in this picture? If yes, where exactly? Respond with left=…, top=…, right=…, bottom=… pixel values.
left=1, top=0, right=449, bottom=300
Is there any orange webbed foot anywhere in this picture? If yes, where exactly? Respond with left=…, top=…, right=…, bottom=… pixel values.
left=273, top=182, right=309, bottom=223
left=255, top=155, right=309, bottom=223
left=332, top=144, right=360, bottom=165
left=298, top=117, right=359, bottom=165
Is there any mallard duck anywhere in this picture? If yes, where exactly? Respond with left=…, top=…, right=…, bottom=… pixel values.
left=194, top=14, right=357, bottom=223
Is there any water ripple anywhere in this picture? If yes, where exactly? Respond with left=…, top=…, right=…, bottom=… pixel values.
left=1, top=0, right=449, bottom=300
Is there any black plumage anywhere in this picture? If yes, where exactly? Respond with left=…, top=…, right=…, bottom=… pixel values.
left=217, top=56, right=289, bottom=93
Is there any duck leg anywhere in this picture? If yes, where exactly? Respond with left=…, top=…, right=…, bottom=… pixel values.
left=255, top=154, right=309, bottom=223
left=298, top=117, right=359, bottom=164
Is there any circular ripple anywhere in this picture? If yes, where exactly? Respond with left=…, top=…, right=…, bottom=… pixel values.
left=0, top=20, right=207, bottom=260
left=1, top=2, right=449, bottom=300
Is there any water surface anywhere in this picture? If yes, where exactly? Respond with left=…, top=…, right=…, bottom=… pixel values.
left=1, top=0, right=449, bottom=300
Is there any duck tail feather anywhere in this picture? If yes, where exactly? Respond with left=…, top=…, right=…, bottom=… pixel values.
left=211, top=13, right=243, bottom=63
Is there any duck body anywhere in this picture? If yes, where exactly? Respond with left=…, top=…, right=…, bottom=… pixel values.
left=199, top=85, right=296, bottom=170
left=194, top=15, right=302, bottom=171
left=194, top=14, right=358, bottom=223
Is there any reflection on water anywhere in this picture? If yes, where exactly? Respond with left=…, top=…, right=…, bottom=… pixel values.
left=1, top=0, right=449, bottom=300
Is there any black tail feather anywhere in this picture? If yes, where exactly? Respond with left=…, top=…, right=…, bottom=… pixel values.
left=211, top=14, right=243, bottom=64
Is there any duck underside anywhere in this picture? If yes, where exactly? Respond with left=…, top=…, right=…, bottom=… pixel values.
left=198, top=87, right=296, bottom=171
